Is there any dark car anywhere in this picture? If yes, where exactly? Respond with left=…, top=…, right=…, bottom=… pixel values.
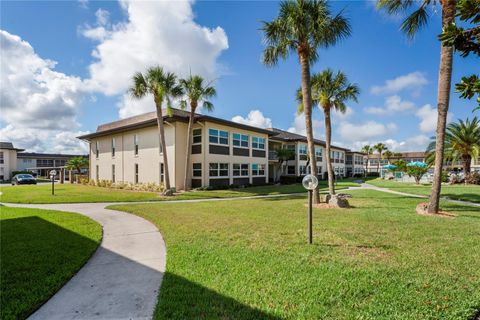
left=11, top=174, right=37, bottom=185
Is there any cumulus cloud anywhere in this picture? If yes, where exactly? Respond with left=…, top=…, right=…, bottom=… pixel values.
left=232, top=110, right=272, bottom=129
left=332, top=106, right=355, bottom=120
left=82, top=0, right=228, bottom=118
left=370, top=71, right=428, bottom=96
left=0, top=30, right=88, bottom=153
left=415, top=104, right=453, bottom=133
left=364, top=95, right=415, bottom=115
left=287, top=113, right=323, bottom=138
left=338, top=120, right=397, bottom=141
left=80, top=8, right=111, bottom=41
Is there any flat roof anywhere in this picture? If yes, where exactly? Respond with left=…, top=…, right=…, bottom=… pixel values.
left=268, top=128, right=350, bottom=151
left=18, top=153, right=88, bottom=159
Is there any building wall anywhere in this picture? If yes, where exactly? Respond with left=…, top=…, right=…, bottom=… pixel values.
left=0, top=149, right=17, bottom=180
left=17, top=158, right=37, bottom=172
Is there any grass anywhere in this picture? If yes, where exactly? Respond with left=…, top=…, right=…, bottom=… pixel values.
left=367, top=178, right=480, bottom=203
left=110, top=190, right=480, bottom=319
left=0, top=179, right=358, bottom=204
left=0, top=207, right=102, bottom=319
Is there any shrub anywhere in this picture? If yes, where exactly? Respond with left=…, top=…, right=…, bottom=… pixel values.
left=449, top=174, right=464, bottom=184
left=366, top=172, right=380, bottom=177
left=465, top=172, right=480, bottom=185
left=441, top=171, right=450, bottom=183
left=280, top=176, right=297, bottom=184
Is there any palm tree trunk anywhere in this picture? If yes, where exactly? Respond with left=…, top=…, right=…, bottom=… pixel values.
left=428, top=0, right=455, bottom=214
left=323, top=106, right=335, bottom=195
left=155, top=103, right=171, bottom=191
left=463, top=155, right=471, bottom=175
left=183, top=106, right=196, bottom=191
left=364, top=156, right=368, bottom=178
left=299, top=51, right=319, bottom=204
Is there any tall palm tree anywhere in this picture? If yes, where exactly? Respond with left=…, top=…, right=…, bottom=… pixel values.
left=297, top=69, right=360, bottom=197
left=179, top=75, right=216, bottom=191
left=130, top=66, right=183, bottom=194
left=261, top=0, right=351, bottom=203
left=426, top=117, right=480, bottom=174
left=361, top=145, right=373, bottom=177
left=373, top=143, right=388, bottom=174
left=383, top=150, right=394, bottom=164
left=377, top=0, right=456, bottom=213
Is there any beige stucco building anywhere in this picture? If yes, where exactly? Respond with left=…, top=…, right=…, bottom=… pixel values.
left=79, top=109, right=350, bottom=190
left=0, top=142, right=23, bottom=181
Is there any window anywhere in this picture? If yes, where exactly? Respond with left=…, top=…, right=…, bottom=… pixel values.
left=209, top=129, right=228, bottom=145
left=233, top=133, right=249, bottom=148
left=96, top=165, right=99, bottom=181
left=315, top=147, right=322, bottom=161
left=193, top=163, right=202, bottom=177
left=135, top=164, right=139, bottom=183
left=299, top=165, right=307, bottom=175
left=287, top=165, right=295, bottom=175
left=252, top=137, right=265, bottom=150
left=37, top=159, right=54, bottom=167
left=95, top=141, right=99, bottom=158
left=317, top=166, right=322, bottom=175
left=252, top=164, right=265, bottom=176
left=193, top=129, right=202, bottom=144
left=299, top=144, right=307, bottom=155
left=209, top=163, right=229, bottom=177
left=134, top=134, right=139, bottom=155
left=233, top=164, right=249, bottom=176
left=112, top=165, right=116, bottom=183
left=159, top=163, right=164, bottom=183
left=112, top=138, right=116, bottom=157
left=0, top=152, right=3, bottom=164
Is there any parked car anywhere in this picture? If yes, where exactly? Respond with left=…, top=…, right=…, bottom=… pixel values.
left=11, top=174, right=37, bottom=185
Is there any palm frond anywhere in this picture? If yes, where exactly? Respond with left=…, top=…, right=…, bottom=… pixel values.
left=130, top=72, right=148, bottom=98
left=400, top=4, right=429, bottom=38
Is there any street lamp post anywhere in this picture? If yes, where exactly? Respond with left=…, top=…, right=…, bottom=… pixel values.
left=49, top=170, right=57, bottom=196
left=302, top=174, right=318, bottom=244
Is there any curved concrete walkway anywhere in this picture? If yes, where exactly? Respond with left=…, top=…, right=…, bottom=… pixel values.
left=6, top=202, right=166, bottom=320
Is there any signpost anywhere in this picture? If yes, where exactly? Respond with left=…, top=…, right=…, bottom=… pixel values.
left=49, top=170, right=57, bottom=195
left=302, top=174, right=318, bottom=244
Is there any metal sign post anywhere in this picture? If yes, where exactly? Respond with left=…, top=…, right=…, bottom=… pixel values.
left=49, top=170, right=57, bottom=195
left=302, top=174, right=318, bottom=244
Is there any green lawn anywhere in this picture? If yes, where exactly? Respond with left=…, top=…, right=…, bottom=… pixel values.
left=0, top=207, right=102, bottom=319
left=110, top=190, right=480, bottom=319
left=367, top=178, right=480, bottom=203
left=0, top=179, right=358, bottom=204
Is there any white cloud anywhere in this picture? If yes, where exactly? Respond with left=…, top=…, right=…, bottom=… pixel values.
left=80, top=8, right=110, bottom=41
left=287, top=113, right=323, bottom=138
left=415, top=104, right=453, bottom=133
left=338, top=120, right=397, bottom=142
left=0, top=30, right=87, bottom=153
left=82, top=0, right=228, bottom=118
left=364, top=95, right=415, bottom=115
left=232, top=110, right=272, bottom=129
left=332, top=106, right=355, bottom=120
left=78, top=0, right=89, bottom=9
left=370, top=71, right=428, bottom=96
left=383, top=135, right=430, bottom=152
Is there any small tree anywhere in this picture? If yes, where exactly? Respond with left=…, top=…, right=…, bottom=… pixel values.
left=276, top=148, right=295, bottom=175
left=405, top=166, right=429, bottom=185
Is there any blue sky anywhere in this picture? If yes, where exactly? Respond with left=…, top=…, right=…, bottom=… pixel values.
left=1, top=0, right=477, bottom=153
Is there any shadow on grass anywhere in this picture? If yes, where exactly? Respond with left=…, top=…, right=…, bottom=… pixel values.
left=1, top=216, right=99, bottom=319
left=443, top=193, right=480, bottom=204
left=1, top=215, right=280, bottom=320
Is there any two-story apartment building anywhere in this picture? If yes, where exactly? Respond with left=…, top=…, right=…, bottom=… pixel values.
left=345, top=151, right=365, bottom=177
left=0, top=142, right=23, bottom=181
left=78, top=109, right=350, bottom=189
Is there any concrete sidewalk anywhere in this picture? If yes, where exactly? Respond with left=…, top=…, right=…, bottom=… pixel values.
left=6, top=202, right=166, bottom=320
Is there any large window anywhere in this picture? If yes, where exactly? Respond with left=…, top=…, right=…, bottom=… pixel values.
left=299, top=165, right=307, bottom=175
left=209, top=163, right=229, bottom=177
left=233, top=164, right=249, bottom=176
left=299, top=144, right=307, bottom=160
left=193, top=129, right=202, bottom=144
left=134, top=164, right=139, bottom=183
left=209, top=129, right=228, bottom=145
left=111, top=138, right=116, bottom=157
left=287, top=165, right=295, bottom=175
left=95, top=141, right=99, bottom=158
left=0, top=152, right=3, bottom=164
left=112, top=165, right=116, bottom=183
left=252, top=164, right=265, bottom=176
left=193, top=163, right=202, bottom=177
left=252, top=137, right=265, bottom=150
left=134, top=135, right=139, bottom=155
left=233, top=133, right=249, bottom=148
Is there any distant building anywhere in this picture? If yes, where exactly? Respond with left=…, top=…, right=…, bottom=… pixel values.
left=0, top=141, right=87, bottom=181
left=0, top=142, right=24, bottom=181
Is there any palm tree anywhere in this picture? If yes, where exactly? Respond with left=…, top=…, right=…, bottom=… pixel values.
left=426, top=117, right=480, bottom=175
left=179, top=75, right=216, bottom=191
left=261, top=0, right=351, bottom=203
left=65, top=156, right=89, bottom=175
left=373, top=143, right=387, bottom=174
left=130, top=66, right=183, bottom=194
left=361, top=145, right=373, bottom=177
left=383, top=150, right=394, bottom=164
left=297, top=69, right=359, bottom=197
left=377, top=0, right=457, bottom=213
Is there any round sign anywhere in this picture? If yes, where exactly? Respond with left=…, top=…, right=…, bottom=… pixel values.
left=49, top=170, right=57, bottom=176
left=302, top=174, right=318, bottom=190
